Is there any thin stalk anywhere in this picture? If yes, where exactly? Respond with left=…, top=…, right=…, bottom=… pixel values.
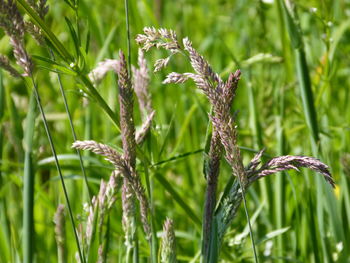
left=23, top=91, right=36, bottom=263
left=295, top=49, right=319, bottom=147
left=274, top=110, right=287, bottom=257
left=123, top=2, right=139, bottom=262
left=17, top=0, right=120, bottom=132
left=275, top=0, right=290, bottom=258
left=278, top=1, right=343, bottom=261
left=17, top=0, right=73, bottom=61
left=238, top=64, right=259, bottom=263
left=4, top=79, right=24, bottom=161
left=124, top=0, right=131, bottom=72
left=0, top=71, right=11, bottom=262
left=59, top=0, right=91, bottom=203
left=238, top=181, right=259, bottom=263
left=126, top=246, right=132, bottom=263
left=142, top=157, right=157, bottom=263
left=26, top=76, right=85, bottom=263
left=134, top=147, right=156, bottom=262
left=201, top=125, right=222, bottom=263
left=132, top=236, right=139, bottom=263
left=49, top=49, right=92, bottom=204
left=79, top=75, right=120, bottom=132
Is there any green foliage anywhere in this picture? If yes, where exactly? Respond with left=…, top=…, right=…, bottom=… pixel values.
left=0, top=0, right=349, bottom=262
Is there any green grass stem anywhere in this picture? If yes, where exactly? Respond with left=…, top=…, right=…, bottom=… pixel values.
left=22, top=91, right=36, bottom=263
left=49, top=49, right=92, bottom=204
left=25, top=76, right=85, bottom=263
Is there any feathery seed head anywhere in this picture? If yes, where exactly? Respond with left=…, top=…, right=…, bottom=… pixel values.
left=246, top=153, right=335, bottom=187
left=161, top=218, right=177, bottom=263
left=54, top=204, right=66, bottom=263
left=154, top=57, right=170, bottom=73
left=0, top=0, right=33, bottom=76
left=122, top=180, right=136, bottom=248
left=182, top=37, right=222, bottom=85
left=54, top=204, right=66, bottom=246
left=73, top=140, right=151, bottom=239
left=163, top=72, right=196, bottom=84
left=132, top=49, right=153, bottom=115
left=136, top=110, right=155, bottom=145
left=89, top=59, right=119, bottom=84
left=117, top=50, right=136, bottom=168
left=136, top=27, right=180, bottom=52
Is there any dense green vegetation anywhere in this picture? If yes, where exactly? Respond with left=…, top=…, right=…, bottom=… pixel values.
left=0, top=0, right=349, bottom=262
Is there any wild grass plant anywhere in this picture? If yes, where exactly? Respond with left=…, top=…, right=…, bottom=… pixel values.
left=0, top=0, right=349, bottom=262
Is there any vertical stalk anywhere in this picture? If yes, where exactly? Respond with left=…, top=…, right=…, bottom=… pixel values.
left=274, top=94, right=287, bottom=257
left=201, top=126, right=222, bottom=263
left=0, top=71, right=11, bottom=262
left=4, top=80, right=23, bottom=161
left=123, top=1, right=140, bottom=262
left=278, top=1, right=322, bottom=260
left=142, top=155, right=158, bottom=263
left=278, top=1, right=347, bottom=261
left=49, top=49, right=92, bottom=203
left=124, top=0, right=131, bottom=72
left=295, top=49, right=319, bottom=147
left=26, top=76, right=85, bottom=263
left=274, top=0, right=291, bottom=258
left=23, top=91, right=36, bottom=263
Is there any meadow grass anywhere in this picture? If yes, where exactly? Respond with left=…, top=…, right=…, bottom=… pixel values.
left=0, top=0, right=349, bottom=262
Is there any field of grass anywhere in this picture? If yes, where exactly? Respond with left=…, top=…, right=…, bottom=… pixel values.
left=0, top=0, right=349, bottom=262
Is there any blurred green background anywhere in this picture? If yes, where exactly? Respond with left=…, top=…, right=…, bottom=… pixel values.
left=0, top=0, right=350, bottom=262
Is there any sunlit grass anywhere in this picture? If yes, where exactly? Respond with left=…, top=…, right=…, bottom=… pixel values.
left=0, top=0, right=349, bottom=262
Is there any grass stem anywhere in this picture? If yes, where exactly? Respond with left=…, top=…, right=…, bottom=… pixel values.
left=48, top=49, right=92, bottom=204
left=27, top=75, right=85, bottom=263
left=23, top=91, right=36, bottom=263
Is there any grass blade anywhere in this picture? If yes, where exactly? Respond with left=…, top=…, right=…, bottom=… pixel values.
left=154, top=173, right=201, bottom=228
left=24, top=76, right=85, bottom=263
left=22, top=91, right=36, bottom=263
left=16, top=0, right=73, bottom=61
left=48, top=49, right=92, bottom=203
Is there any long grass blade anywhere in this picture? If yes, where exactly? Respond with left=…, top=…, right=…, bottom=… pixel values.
left=0, top=71, right=11, bottom=263
left=279, top=1, right=348, bottom=260
left=22, top=91, right=36, bottom=263
left=154, top=173, right=201, bottom=228
left=25, top=76, right=85, bottom=263
left=48, top=49, right=92, bottom=203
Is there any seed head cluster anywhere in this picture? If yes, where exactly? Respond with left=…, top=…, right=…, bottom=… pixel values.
left=0, top=0, right=33, bottom=76
left=136, top=27, right=335, bottom=252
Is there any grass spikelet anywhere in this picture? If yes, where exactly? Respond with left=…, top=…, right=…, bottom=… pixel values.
left=161, top=218, right=177, bottom=263
left=88, top=59, right=119, bottom=84
left=247, top=153, right=335, bottom=187
left=72, top=140, right=151, bottom=239
left=136, top=110, right=155, bottom=145
left=0, top=0, right=33, bottom=76
left=117, top=50, right=136, bottom=168
left=132, top=49, right=152, bottom=115
left=54, top=204, right=66, bottom=263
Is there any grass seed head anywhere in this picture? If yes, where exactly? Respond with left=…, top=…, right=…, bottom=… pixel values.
left=117, top=50, right=136, bottom=168
left=161, top=218, right=177, bottom=263
left=132, top=49, right=153, bottom=115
